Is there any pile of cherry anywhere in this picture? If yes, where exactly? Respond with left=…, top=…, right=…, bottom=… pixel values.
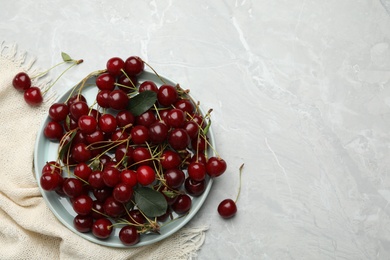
left=29, top=55, right=237, bottom=246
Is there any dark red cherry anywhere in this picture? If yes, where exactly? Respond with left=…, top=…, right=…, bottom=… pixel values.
left=217, top=199, right=237, bottom=218
left=124, top=56, right=144, bottom=76
left=24, top=87, right=43, bottom=106
left=12, top=72, right=31, bottom=91
left=106, top=57, right=125, bottom=76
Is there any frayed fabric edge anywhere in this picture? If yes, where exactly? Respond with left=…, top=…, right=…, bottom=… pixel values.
left=180, top=226, right=209, bottom=260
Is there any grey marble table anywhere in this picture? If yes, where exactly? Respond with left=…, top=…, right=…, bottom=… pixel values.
left=2, top=0, right=390, bottom=259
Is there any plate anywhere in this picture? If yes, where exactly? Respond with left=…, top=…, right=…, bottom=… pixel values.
left=34, top=71, right=214, bottom=247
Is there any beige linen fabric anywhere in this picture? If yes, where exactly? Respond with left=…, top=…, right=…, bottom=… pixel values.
left=0, top=43, right=206, bottom=260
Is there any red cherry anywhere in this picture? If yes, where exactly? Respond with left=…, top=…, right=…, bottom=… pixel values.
left=168, top=128, right=190, bottom=151
left=78, top=115, right=98, bottom=134
left=40, top=172, right=63, bottom=191
left=130, top=125, right=149, bottom=144
left=70, top=101, right=89, bottom=120
left=92, top=218, right=113, bottom=239
left=44, top=121, right=64, bottom=141
left=139, top=80, right=158, bottom=93
left=187, top=162, right=206, bottom=181
left=124, top=56, right=144, bottom=76
left=73, top=214, right=93, bottom=233
left=24, top=87, right=43, bottom=106
left=12, top=72, right=31, bottom=91
left=49, top=103, right=69, bottom=122
left=98, top=114, right=117, bottom=133
left=96, top=72, right=116, bottom=91
left=108, top=89, right=129, bottom=110
left=157, top=85, right=178, bottom=107
left=106, top=57, right=125, bottom=76
left=96, top=90, right=111, bottom=108
left=136, top=165, right=155, bottom=186
left=119, top=225, right=140, bottom=246
left=171, top=194, right=192, bottom=215
left=72, top=194, right=93, bottom=215
left=206, top=157, right=227, bottom=178
left=113, top=182, right=133, bottom=203
left=217, top=199, right=237, bottom=218
left=72, top=143, right=92, bottom=163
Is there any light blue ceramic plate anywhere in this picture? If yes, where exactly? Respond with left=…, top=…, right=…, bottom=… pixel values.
left=34, top=71, right=214, bottom=247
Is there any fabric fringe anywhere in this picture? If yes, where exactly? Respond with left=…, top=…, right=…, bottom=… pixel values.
left=180, top=226, right=209, bottom=259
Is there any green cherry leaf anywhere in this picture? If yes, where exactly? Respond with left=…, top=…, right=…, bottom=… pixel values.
left=134, top=187, right=167, bottom=217
left=127, top=90, right=157, bottom=116
left=61, top=52, right=72, bottom=62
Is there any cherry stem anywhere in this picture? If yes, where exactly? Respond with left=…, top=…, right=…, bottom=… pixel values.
left=42, top=61, right=82, bottom=96
left=31, top=60, right=68, bottom=80
left=234, top=163, right=245, bottom=203
left=142, top=60, right=166, bottom=85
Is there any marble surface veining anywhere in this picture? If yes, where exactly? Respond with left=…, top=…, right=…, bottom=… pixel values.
left=2, top=0, right=390, bottom=259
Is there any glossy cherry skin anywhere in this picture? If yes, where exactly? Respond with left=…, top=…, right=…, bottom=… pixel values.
left=135, top=110, right=156, bottom=127
left=136, top=165, right=155, bottom=186
left=124, top=56, right=144, bottom=76
left=72, top=143, right=92, bottom=163
left=103, top=196, right=125, bottom=217
left=160, top=150, right=181, bottom=170
left=67, top=94, right=87, bottom=107
left=12, top=72, right=31, bottom=91
left=116, top=110, right=135, bottom=128
left=74, top=162, right=92, bottom=181
left=113, top=182, right=133, bottom=203
left=98, top=114, right=117, bottom=133
left=206, top=157, right=227, bottom=178
left=217, top=199, right=237, bottom=218
left=171, top=194, right=192, bottom=215
left=119, top=225, right=140, bottom=246
left=188, top=162, right=206, bottom=181
left=139, top=80, right=158, bottom=93
left=96, top=72, right=116, bottom=91
left=108, top=90, right=129, bottom=110
left=167, top=108, right=186, bottom=128
left=49, top=103, right=69, bottom=122
left=168, top=128, right=190, bottom=151
left=69, top=101, right=89, bottom=120
left=72, top=194, right=93, bottom=215
left=78, top=115, right=98, bottom=135
left=40, top=172, right=63, bottom=191
left=148, top=121, right=169, bottom=144
left=120, top=169, right=138, bottom=187
left=106, top=57, right=125, bottom=76
left=92, top=218, right=113, bottom=239
left=44, top=121, right=64, bottom=141
left=24, top=87, right=43, bottom=106
left=73, top=214, right=93, bottom=233
left=130, top=125, right=149, bottom=144
left=174, top=99, right=194, bottom=115
left=164, top=168, right=185, bottom=189
left=62, top=178, right=84, bottom=198
left=184, top=177, right=206, bottom=197
left=157, top=85, right=178, bottom=107
left=96, top=90, right=111, bottom=108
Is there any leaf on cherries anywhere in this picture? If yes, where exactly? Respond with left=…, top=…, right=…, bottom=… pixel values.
left=134, top=187, right=167, bottom=217
left=61, top=52, right=73, bottom=62
left=127, top=90, right=157, bottom=116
